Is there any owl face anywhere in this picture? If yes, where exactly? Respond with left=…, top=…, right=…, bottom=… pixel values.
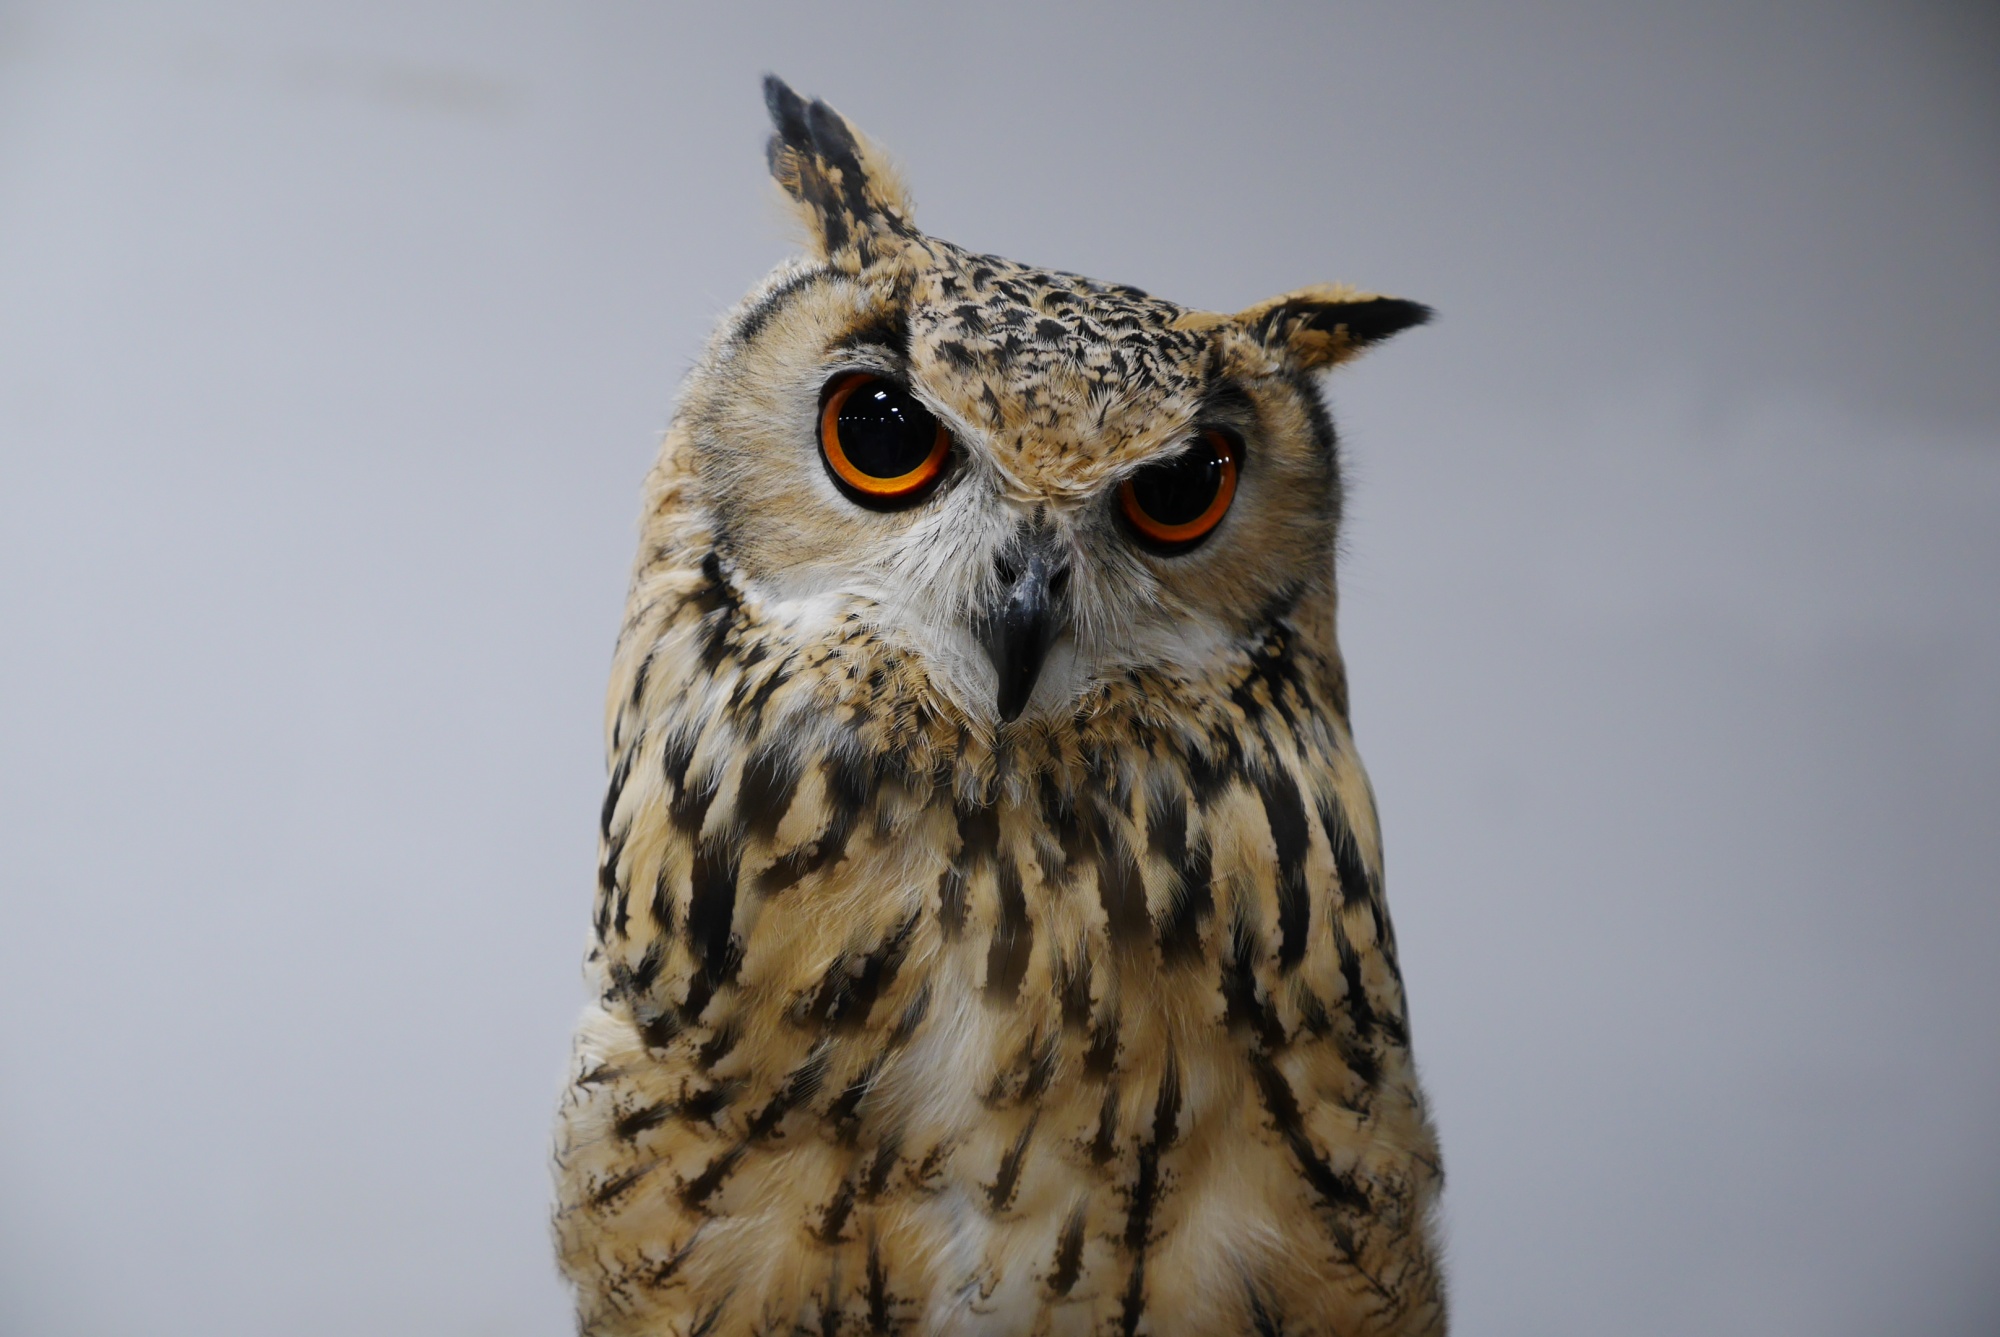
left=672, top=81, right=1428, bottom=734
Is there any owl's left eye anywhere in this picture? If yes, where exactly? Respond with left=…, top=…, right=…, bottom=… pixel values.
left=1118, top=429, right=1240, bottom=553
left=818, top=373, right=953, bottom=509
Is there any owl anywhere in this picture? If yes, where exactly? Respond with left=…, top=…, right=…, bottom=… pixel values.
left=552, top=78, right=1444, bottom=1337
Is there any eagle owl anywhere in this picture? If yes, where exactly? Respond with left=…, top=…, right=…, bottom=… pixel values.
left=553, top=78, right=1445, bottom=1337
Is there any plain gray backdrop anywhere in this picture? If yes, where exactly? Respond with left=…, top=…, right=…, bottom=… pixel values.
left=2, top=2, right=1996, bottom=1334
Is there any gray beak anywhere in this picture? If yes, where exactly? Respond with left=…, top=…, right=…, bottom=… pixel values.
left=979, top=535, right=1070, bottom=723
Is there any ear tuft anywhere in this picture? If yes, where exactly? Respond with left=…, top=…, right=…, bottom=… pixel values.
left=1231, top=285, right=1433, bottom=370
left=762, top=75, right=916, bottom=269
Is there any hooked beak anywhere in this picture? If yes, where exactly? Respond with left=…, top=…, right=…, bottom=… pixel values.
left=979, top=539, right=1070, bottom=723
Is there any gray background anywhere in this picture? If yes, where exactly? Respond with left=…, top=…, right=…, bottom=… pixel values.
left=2, top=2, right=1995, bottom=1334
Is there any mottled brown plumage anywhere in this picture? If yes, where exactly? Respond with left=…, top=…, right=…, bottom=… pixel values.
left=553, top=78, right=1444, bottom=1336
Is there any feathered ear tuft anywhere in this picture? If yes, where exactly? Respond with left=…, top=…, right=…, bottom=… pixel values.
left=763, top=76, right=916, bottom=270
left=1230, top=285, right=1433, bottom=370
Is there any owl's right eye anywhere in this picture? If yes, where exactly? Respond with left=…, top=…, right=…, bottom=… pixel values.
left=818, top=373, right=952, bottom=509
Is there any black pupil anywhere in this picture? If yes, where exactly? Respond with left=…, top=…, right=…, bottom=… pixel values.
left=836, top=381, right=938, bottom=478
left=1131, top=441, right=1225, bottom=525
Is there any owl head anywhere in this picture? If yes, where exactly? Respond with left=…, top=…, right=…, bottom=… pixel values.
left=655, top=78, right=1428, bottom=738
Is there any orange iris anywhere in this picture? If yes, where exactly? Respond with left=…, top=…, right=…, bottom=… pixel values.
left=1119, top=430, right=1239, bottom=548
left=818, top=373, right=952, bottom=502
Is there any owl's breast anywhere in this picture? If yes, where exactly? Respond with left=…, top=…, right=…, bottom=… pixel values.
left=557, top=699, right=1442, bottom=1337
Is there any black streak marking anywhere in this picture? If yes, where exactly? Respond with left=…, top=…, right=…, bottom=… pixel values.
left=940, top=800, right=998, bottom=936
left=594, top=826, right=626, bottom=942
left=1037, top=770, right=1089, bottom=889
left=1084, top=1010, right=1121, bottom=1077
left=749, top=1042, right=831, bottom=1137
left=1056, top=953, right=1093, bottom=1030
left=1247, top=1051, right=1370, bottom=1215
left=680, top=1043, right=831, bottom=1212
left=609, top=875, right=631, bottom=941
left=661, top=726, right=697, bottom=790
left=1118, top=1060, right=1183, bottom=1337
left=936, top=339, right=979, bottom=371
left=1020, top=1027, right=1061, bottom=1100
left=842, top=911, right=920, bottom=1028
left=1318, top=791, right=1376, bottom=910
left=861, top=1129, right=903, bottom=1200
left=886, top=984, right=932, bottom=1048
left=1090, top=1083, right=1120, bottom=1165
left=1221, top=911, right=1288, bottom=1051
left=1248, top=1283, right=1286, bottom=1337
left=1232, top=626, right=1306, bottom=733
left=807, top=912, right=918, bottom=1030
left=817, top=1285, right=842, bottom=1337
left=827, top=1055, right=884, bottom=1143
left=687, top=552, right=744, bottom=671
left=678, top=1082, right=736, bottom=1125
left=1330, top=912, right=1382, bottom=1042
left=1148, top=786, right=1212, bottom=962
left=614, top=1102, right=670, bottom=1141
left=984, top=849, right=1032, bottom=1003
left=815, top=1177, right=857, bottom=1244
left=1089, top=802, right=1150, bottom=946
left=635, top=1229, right=702, bottom=1290
left=678, top=1145, right=746, bottom=1211
left=626, top=649, right=654, bottom=712
left=1185, top=732, right=1243, bottom=808
left=637, top=1008, right=683, bottom=1050
left=760, top=745, right=873, bottom=894
left=737, top=743, right=802, bottom=843
left=732, top=654, right=794, bottom=724
left=732, top=266, right=829, bottom=344
left=1086, top=744, right=1134, bottom=814
left=694, top=1021, right=739, bottom=1073
left=867, top=1237, right=894, bottom=1333
left=649, top=868, right=674, bottom=940
left=1254, top=769, right=1312, bottom=971
left=684, top=842, right=743, bottom=1014
left=835, top=310, right=912, bottom=361
left=590, top=1162, right=650, bottom=1207
left=911, top=1142, right=949, bottom=1191
left=609, top=939, right=664, bottom=1003
left=667, top=760, right=719, bottom=841
left=1298, top=989, right=1333, bottom=1038
left=600, top=747, right=635, bottom=841
left=985, top=1114, right=1038, bottom=1214
left=1049, top=1204, right=1088, bottom=1298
